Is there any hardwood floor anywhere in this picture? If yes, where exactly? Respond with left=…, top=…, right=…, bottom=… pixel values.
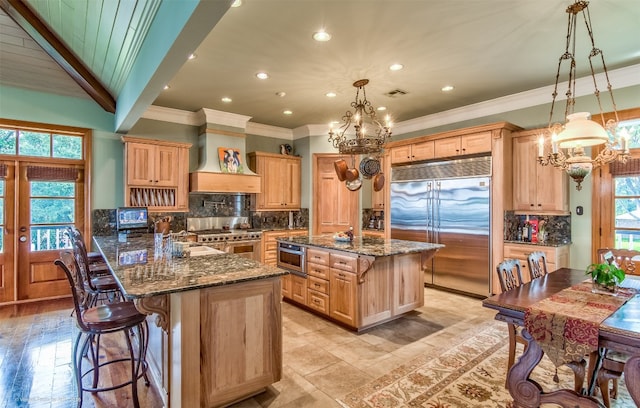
left=0, top=289, right=496, bottom=407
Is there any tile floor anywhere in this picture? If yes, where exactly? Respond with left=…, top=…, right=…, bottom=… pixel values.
left=0, top=288, right=497, bottom=407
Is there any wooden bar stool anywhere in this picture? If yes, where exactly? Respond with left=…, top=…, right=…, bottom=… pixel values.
left=55, top=251, right=149, bottom=408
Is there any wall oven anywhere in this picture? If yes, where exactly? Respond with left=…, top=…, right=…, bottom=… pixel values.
left=277, top=242, right=306, bottom=276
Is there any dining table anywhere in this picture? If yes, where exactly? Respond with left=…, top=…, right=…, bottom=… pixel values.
left=483, top=267, right=640, bottom=408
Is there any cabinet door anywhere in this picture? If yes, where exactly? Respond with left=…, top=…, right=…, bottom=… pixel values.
left=281, top=274, right=292, bottom=299
left=393, top=253, right=424, bottom=314
left=434, top=137, right=462, bottom=158
left=512, top=136, right=538, bottom=211
left=329, top=269, right=357, bottom=327
left=461, top=132, right=492, bottom=155
left=536, top=157, right=568, bottom=212
left=291, top=275, right=307, bottom=305
left=127, top=143, right=155, bottom=185
left=155, top=145, right=179, bottom=186
left=283, top=158, right=301, bottom=208
left=262, top=156, right=285, bottom=208
left=411, top=141, right=435, bottom=161
left=390, top=145, right=412, bottom=164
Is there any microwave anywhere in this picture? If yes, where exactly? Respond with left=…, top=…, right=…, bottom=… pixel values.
left=277, top=242, right=306, bottom=276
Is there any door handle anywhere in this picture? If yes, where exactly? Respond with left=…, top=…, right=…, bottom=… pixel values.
left=19, top=235, right=27, bottom=242
left=20, top=226, right=27, bottom=232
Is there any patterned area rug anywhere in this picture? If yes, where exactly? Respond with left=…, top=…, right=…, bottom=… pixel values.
left=338, top=321, right=633, bottom=408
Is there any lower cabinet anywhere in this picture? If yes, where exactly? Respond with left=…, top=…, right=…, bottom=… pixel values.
left=281, top=274, right=292, bottom=299
left=282, top=246, right=425, bottom=330
left=503, top=243, right=570, bottom=284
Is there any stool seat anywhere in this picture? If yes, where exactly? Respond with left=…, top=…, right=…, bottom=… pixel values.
left=82, top=301, right=145, bottom=331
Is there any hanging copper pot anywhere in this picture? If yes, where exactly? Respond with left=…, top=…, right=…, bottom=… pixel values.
left=334, top=159, right=348, bottom=181
left=373, top=173, right=385, bottom=192
left=345, top=167, right=359, bottom=182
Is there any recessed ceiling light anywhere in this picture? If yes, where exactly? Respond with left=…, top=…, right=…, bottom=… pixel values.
left=231, top=0, right=242, bottom=7
left=221, top=97, right=232, bottom=103
left=283, top=110, right=293, bottom=115
left=188, top=53, right=197, bottom=60
left=313, top=30, right=331, bottom=42
left=276, top=91, right=286, bottom=97
left=389, top=63, right=404, bottom=71
left=256, top=72, right=269, bottom=80
left=326, top=91, right=337, bottom=98
left=377, top=106, right=387, bottom=111
left=163, top=85, right=170, bottom=90
left=442, top=85, right=455, bottom=92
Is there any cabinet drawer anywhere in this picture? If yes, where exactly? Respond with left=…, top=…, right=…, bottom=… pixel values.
left=504, top=244, right=555, bottom=261
left=330, top=253, right=357, bottom=273
left=307, top=263, right=330, bottom=280
left=307, top=275, right=329, bottom=294
left=307, top=290, right=329, bottom=315
left=307, top=248, right=330, bottom=266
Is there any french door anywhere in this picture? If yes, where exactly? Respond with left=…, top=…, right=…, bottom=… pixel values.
left=0, top=119, right=91, bottom=304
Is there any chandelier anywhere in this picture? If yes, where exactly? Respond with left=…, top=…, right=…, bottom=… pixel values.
left=537, top=0, right=629, bottom=191
left=328, top=79, right=392, bottom=156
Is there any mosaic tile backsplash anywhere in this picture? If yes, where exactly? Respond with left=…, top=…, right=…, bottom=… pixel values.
left=504, top=211, right=571, bottom=245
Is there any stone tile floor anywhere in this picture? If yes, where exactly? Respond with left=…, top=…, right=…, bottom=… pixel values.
left=0, top=288, right=495, bottom=407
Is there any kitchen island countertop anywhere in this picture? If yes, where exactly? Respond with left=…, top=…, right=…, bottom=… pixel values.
left=93, top=234, right=286, bottom=299
left=277, top=234, right=443, bottom=257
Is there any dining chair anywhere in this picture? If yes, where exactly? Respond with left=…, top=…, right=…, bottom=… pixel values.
left=496, top=259, right=526, bottom=387
left=593, top=247, right=639, bottom=406
left=597, top=248, right=640, bottom=275
left=527, top=251, right=548, bottom=280
left=55, top=250, right=149, bottom=408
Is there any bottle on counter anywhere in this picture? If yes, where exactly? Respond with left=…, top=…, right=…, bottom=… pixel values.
left=516, top=225, right=523, bottom=241
left=522, top=221, right=529, bottom=242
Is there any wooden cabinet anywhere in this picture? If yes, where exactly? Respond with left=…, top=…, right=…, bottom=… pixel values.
left=261, top=229, right=307, bottom=266
left=248, top=152, right=301, bottom=210
left=122, top=136, right=191, bottom=212
left=390, top=141, right=434, bottom=164
left=512, top=132, right=569, bottom=213
left=281, top=274, right=292, bottom=299
left=329, top=253, right=358, bottom=327
left=503, top=243, right=570, bottom=284
left=291, top=274, right=307, bottom=305
left=307, top=249, right=330, bottom=315
left=434, top=132, right=492, bottom=159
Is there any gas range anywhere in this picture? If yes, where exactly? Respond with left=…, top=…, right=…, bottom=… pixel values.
left=187, top=217, right=262, bottom=243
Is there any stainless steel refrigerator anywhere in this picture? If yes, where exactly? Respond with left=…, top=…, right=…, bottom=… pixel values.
left=390, top=156, right=491, bottom=297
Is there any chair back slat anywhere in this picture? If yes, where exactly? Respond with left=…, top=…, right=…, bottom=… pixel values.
left=597, top=248, right=640, bottom=275
left=527, top=251, right=549, bottom=280
left=496, top=259, right=524, bottom=292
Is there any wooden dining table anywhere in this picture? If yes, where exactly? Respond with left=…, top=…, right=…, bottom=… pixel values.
left=483, top=267, right=640, bottom=408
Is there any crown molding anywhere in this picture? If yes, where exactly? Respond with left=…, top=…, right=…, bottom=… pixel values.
left=141, top=105, right=200, bottom=126
left=197, top=108, right=252, bottom=129
left=246, top=122, right=293, bottom=139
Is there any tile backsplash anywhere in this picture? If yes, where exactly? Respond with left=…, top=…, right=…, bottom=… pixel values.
left=504, top=211, right=571, bottom=245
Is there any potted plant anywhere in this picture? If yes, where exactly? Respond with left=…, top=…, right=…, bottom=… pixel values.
left=586, top=262, right=626, bottom=294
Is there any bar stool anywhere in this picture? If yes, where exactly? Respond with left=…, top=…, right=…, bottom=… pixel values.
left=66, top=226, right=109, bottom=273
left=55, top=251, right=149, bottom=408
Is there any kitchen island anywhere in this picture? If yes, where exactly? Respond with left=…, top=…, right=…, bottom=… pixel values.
left=276, top=235, right=443, bottom=330
left=93, top=234, right=286, bottom=408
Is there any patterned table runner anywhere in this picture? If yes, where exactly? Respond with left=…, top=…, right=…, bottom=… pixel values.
left=524, top=280, right=634, bottom=367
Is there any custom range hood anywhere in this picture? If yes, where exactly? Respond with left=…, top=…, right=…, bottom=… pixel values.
left=190, top=110, right=261, bottom=193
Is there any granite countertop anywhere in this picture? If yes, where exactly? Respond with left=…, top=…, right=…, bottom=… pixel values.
left=93, top=234, right=286, bottom=299
left=503, top=240, right=572, bottom=248
left=277, top=235, right=443, bottom=257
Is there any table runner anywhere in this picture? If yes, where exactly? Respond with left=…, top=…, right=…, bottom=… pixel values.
left=524, top=280, right=634, bottom=367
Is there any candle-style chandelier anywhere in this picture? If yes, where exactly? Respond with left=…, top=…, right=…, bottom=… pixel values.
left=328, top=79, right=392, bottom=156
left=537, top=0, right=629, bottom=191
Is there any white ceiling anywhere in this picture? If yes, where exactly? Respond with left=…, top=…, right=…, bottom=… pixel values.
left=1, top=1, right=639, bottom=130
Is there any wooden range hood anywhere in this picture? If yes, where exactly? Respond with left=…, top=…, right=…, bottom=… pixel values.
left=190, top=171, right=261, bottom=193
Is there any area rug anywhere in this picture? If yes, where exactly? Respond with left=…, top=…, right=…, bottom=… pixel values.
left=338, top=321, right=633, bottom=408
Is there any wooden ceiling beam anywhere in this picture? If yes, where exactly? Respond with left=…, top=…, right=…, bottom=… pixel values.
left=0, top=0, right=116, bottom=113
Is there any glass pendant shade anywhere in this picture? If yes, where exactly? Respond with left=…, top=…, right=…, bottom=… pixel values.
left=556, top=112, right=610, bottom=149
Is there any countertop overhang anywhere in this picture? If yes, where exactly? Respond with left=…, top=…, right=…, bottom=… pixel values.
left=93, top=234, right=286, bottom=299
left=276, top=235, right=444, bottom=257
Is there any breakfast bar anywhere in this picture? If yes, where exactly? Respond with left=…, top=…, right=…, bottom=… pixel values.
left=276, top=235, right=443, bottom=330
left=93, top=234, right=286, bottom=408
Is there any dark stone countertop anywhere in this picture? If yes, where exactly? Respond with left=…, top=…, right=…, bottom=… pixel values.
left=93, top=234, right=286, bottom=299
left=276, top=235, right=443, bottom=257
left=503, top=240, right=572, bottom=248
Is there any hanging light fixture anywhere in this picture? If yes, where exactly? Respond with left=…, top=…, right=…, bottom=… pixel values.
left=328, top=79, right=392, bottom=156
left=537, top=0, right=630, bottom=191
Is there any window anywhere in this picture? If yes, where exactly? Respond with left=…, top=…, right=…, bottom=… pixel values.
left=30, top=181, right=75, bottom=251
left=0, top=128, right=83, bottom=159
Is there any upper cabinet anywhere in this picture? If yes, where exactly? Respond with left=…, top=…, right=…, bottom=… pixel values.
left=248, top=152, right=301, bottom=210
left=512, top=131, right=569, bottom=213
left=390, top=141, right=434, bottom=164
left=122, top=136, right=192, bottom=212
left=434, top=132, right=492, bottom=159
